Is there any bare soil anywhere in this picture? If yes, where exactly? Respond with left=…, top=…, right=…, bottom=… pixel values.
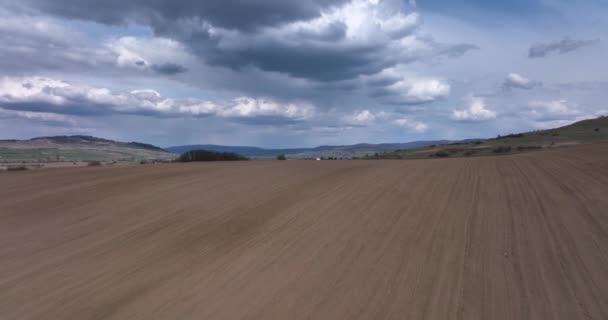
left=1, top=143, right=607, bottom=320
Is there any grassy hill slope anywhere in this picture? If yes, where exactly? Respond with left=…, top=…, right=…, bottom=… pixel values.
left=369, top=116, right=608, bottom=159
left=0, top=135, right=176, bottom=163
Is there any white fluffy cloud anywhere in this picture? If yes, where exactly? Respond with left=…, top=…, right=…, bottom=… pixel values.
left=219, top=97, right=314, bottom=119
left=394, top=117, right=428, bottom=132
left=366, top=68, right=451, bottom=104
left=452, top=96, right=497, bottom=121
left=379, top=12, right=420, bottom=39
left=346, top=110, right=378, bottom=125
left=397, top=79, right=451, bottom=103
left=286, top=0, right=420, bottom=42
left=0, top=76, right=314, bottom=122
left=527, top=100, right=582, bottom=121
left=503, top=73, right=541, bottom=90
left=343, top=109, right=427, bottom=132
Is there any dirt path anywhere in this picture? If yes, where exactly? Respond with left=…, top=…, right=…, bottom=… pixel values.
left=1, top=144, right=607, bottom=320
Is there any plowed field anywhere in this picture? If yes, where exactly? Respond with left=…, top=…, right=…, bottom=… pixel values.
left=1, top=143, right=607, bottom=319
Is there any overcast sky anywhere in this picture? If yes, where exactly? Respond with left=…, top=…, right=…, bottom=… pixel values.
left=0, top=0, right=607, bottom=147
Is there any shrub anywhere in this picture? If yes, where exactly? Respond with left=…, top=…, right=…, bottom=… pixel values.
left=7, top=166, right=28, bottom=171
left=517, top=146, right=542, bottom=151
left=497, top=133, right=524, bottom=140
left=463, top=150, right=476, bottom=156
left=493, top=146, right=512, bottom=153
left=434, top=151, right=450, bottom=158
left=448, top=148, right=465, bottom=154
left=88, top=161, right=103, bottom=166
left=594, top=128, right=600, bottom=132
left=177, top=149, right=248, bottom=162
left=277, top=154, right=287, bottom=160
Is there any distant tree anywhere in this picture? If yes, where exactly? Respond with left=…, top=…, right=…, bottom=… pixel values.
left=7, top=166, right=28, bottom=171
left=493, top=146, right=512, bottom=153
left=177, top=150, right=248, bottom=162
left=277, top=154, right=287, bottom=160
left=434, top=151, right=450, bottom=158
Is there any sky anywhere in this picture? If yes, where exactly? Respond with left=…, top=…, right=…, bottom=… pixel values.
left=0, top=0, right=606, bottom=148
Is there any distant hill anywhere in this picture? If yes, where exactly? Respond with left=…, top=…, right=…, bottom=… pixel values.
left=0, top=135, right=175, bottom=163
left=166, top=140, right=463, bottom=159
left=6, top=116, right=604, bottom=164
left=368, top=116, right=608, bottom=159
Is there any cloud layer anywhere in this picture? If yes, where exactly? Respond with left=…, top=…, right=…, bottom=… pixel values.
left=0, top=0, right=606, bottom=146
left=0, top=77, right=314, bottom=122
left=8, top=0, right=475, bottom=84
left=16, top=0, right=351, bottom=31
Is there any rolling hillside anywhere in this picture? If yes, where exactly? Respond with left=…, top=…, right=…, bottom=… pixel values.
left=4, top=117, right=606, bottom=164
left=0, top=135, right=176, bottom=163
left=370, top=116, right=608, bottom=159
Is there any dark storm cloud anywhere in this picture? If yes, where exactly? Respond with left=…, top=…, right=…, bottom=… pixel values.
left=204, top=42, right=391, bottom=82
left=7, top=0, right=476, bottom=86
left=367, top=75, right=401, bottom=88
left=151, top=63, right=188, bottom=75
left=529, top=38, right=600, bottom=58
left=190, top=34, right=475, bottom=82
left=15, top=0, right=349, bottom=31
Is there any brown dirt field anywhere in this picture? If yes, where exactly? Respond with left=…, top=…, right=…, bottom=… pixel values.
left=1, top=143, right=608, bottom=320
